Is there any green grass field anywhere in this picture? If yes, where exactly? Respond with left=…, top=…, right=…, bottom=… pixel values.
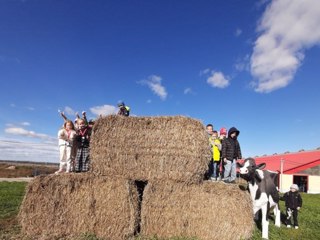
left=0, top=181, right=319, bottom=240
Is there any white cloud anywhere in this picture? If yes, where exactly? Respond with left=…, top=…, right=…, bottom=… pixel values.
left=0, top=139, right=58, bottom=163
left=27, top=107, right=35, bottom=111
left=207, top=71, right=230, bottom=88
left=146, top=99, right=152, bottom=104
left=139, top=75, right=168, bottom=100
left=10, top=103, right=16, bottom=107
left=235, top=28, right=242, bottom=37
left=90, top=105, right=117, bottom=116
left=4, top=127, right=55, bottom=142
left=250, top=0, right=320, bottom=93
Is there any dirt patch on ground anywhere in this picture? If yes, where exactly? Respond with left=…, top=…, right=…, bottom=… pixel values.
left=0, top=162, right=58, bottom=178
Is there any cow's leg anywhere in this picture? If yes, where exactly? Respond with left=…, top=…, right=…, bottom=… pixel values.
left=261, top=204, right=269, bottom=239
left=274, top=203, right=281, bottom=227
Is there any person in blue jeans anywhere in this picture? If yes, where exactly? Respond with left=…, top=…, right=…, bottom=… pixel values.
left=221, top=127, right=242, bottom=183
left=210, top=130, right=222, bottom=181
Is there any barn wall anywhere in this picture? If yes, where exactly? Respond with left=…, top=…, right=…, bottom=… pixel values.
left=308, top=176, right=320, bottom=194
left=280, top=174, right=293, bottom=192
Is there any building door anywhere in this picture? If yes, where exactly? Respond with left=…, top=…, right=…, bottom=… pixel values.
left=293, top=175, right=308, bottom=192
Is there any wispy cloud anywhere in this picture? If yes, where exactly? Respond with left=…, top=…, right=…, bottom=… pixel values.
left=0, top=139, right=58, bottom=162
left=63, top=106, right=76, bottom=115
left=207, top=71, right=230, bottom=88
left=21, top=122, right=30, bottom=126
left=27, top=107, right=35, bottom=111
left=5, top=127, right=56, bottom=142
left=250, top=0, right=320, bottom=93
left=183, top=87, right=196, bottom=95
left=139, top=75, right=168, bottom=100
left=199, top=68, right=210, bottom=76
left=90, top=105, right=117, bottom=116
left=234, top=54, right=250, bottom=72
left=235, top=28, right=242, bottom=37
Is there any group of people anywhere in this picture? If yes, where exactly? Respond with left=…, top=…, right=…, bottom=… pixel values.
left=56, top=111, right=93, bottom=174
left=205, top=124, right=303, bottom=228
left=205, top=124, right=242, bottom=184
left=56, top=102, right=130, bottom=174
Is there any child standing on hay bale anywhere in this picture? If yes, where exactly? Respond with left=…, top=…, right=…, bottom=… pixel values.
left=221, top=127, right=242, bottom=184
left=205, top=124, right=214, bottom=180
left=282, top=184, right=303, bottom=229
left=75, top=118, right=92, bottom=172
left=56, top=120, right=77, bottom=174
left=209, top=130, right=221, bottom=181
left=218, top=127, right=227, bottom=180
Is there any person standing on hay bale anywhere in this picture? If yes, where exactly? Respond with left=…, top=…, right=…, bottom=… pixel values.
left=209, top=130, right=221, bottom=181
left=205, top=124, right=214, bottom=180
left=117, top=101, right=130, bottom=116
left=75, top=118, right=92, bottom=172
left=218, top=127, right=227, bottom=180
left=221, top=127, right=242, bottom=183
left=281, top=184, right=303, bottom=229
left=56, top=120, right=77, bottom=174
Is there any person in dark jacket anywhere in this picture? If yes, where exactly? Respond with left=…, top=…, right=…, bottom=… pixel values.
left=283, top=184, right=303, bottom=229
left=221, top=127, right=242, bottom=183
left=74, top=118, right=92, bottom=172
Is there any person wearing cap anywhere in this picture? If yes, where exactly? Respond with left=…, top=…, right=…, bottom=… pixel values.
left=117, top=101, right=130, bottom=116
left=221, top=127, right=242, bottom=183
left=282, top=184, right=303, bottom=229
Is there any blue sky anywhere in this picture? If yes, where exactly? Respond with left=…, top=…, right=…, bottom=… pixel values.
left=1, top=0, right=320, bottom=163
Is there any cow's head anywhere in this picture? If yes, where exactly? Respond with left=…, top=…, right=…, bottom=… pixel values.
left=237, top=158, right=266, bottom=182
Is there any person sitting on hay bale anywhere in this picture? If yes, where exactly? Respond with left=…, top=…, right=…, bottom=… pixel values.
left=75, top=118, right=92, bottom=172
left=117, top=101, right=130, bottom=116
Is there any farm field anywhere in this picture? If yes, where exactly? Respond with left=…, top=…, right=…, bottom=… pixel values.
left=0, top=180, right=319, bottom=240
left=0, top=162, right=58, bottom=178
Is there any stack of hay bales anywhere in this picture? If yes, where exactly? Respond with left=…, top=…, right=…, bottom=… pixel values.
left=19, top=115, right=254, bottom=240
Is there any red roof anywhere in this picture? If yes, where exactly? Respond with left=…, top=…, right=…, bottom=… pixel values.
left=251, top=150, right=320, bottom=174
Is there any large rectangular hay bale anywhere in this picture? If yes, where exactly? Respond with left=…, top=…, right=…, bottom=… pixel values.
left=90, top=116, right=210, bottom=183
left=19, top=174, right=139, bottom=240
left=141, top=181, right=254, bottom=240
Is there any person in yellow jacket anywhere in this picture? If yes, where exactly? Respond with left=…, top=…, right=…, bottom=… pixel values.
left=209, top=130, right=222, bottom=181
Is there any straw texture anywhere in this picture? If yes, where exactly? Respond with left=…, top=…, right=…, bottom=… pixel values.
left=90, top=115, right=211, bottom=183
left=140, top=181, right=254, bottom=240
left=19, top=174, right=139, bottom=240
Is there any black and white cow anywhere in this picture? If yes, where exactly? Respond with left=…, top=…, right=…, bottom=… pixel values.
left=237, top=158, right=280, bottom=240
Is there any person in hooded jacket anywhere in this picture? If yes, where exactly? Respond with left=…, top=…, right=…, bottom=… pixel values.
left=221, top=127, right=242, bottom=183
